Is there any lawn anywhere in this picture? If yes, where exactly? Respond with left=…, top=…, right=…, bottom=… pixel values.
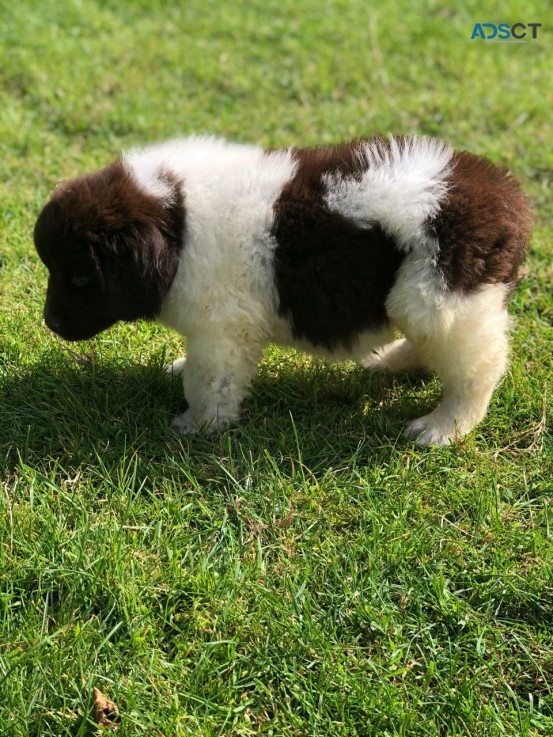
left=0, top=1, right=552, bottom=735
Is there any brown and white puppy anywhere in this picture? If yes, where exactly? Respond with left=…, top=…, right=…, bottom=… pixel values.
left=33, top=136, right=532, bottom=445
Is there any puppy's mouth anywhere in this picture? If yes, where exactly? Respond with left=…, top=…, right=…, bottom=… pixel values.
left=47, top=323, right=102, bottom=342
left=44, top=312, right=113, bottom=342
left=55, top=328, right=103, bottom=342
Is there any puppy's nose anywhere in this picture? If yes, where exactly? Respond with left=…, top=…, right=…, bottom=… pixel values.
left=44, top=306, right=62, bottom=333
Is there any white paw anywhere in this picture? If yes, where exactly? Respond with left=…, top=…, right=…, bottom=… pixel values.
left=171, top=409, right=201, bottom=435
left=165, top=357, right=187, bottom=377
left=361, top=339, right=421, bottom=373
left=361, top=350, right=387, bottom=370
left=404, top=413, right=456, bottom=446
left=171, top=408, right=235, bottom=435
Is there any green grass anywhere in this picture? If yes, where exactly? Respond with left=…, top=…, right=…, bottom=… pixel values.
left=1, top=0, right=552, bottom=734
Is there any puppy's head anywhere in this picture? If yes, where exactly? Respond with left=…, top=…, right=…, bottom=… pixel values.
left=34, top=160, right=183, bottom=341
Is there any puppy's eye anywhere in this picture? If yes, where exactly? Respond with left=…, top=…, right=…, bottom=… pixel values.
left=71, top=275, right=91, bottom=287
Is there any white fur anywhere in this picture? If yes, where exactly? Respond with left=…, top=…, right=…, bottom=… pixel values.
left=386, top=259, right=510, bottom=445
left=362, top=338, right=423, bottom=373
left=123, top=137, right=510, bottom=445
left=126, top=138, right=298, bottom=433
left=324, top=137, right=453, bottom=252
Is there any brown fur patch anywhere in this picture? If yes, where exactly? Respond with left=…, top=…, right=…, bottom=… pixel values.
left=433, top=151, right=532, bottom=293
left=34, top=160, right=184, bottom=341
left=272, top=142, right=405, bottom=350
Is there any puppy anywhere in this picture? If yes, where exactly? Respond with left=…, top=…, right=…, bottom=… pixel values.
left=33, top=136, right=532, bottom=445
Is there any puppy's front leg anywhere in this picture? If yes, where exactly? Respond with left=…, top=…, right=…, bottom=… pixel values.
left=171, top=328, right=263, bottom=435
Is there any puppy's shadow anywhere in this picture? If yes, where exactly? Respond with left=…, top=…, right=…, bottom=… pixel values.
left=250, top=357, right=432, bottom=450
left=1, top=352, right=433, bottom=480
left=1, top=354, right=178, bottom=471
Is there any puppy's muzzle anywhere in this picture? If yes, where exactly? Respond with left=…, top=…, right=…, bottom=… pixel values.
left=44, top=304, right=62, bottom=334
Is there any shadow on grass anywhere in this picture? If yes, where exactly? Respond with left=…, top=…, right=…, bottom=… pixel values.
left=1, top=352, right=434, bottom=483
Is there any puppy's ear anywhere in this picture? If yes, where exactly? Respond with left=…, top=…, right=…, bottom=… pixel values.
left=96, top=246, right=121, bottom=286
left=78, top=230, right=128, bottom=301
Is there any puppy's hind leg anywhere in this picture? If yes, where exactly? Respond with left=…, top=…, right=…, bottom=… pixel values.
left=391, top=283, right=511, bottom=446
left=165, top=356, right=187, bottom=377
left=362, top=338, right=424, bottom=373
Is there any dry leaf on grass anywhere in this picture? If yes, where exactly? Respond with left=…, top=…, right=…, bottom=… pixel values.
left=93, top=687, right=120, bottom=731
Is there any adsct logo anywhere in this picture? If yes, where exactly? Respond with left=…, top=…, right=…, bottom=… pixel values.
left=470, top=22, right=542, bottom=41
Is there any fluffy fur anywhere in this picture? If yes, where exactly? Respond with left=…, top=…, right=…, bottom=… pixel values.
left=33, top=135, right=532, bottom=445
